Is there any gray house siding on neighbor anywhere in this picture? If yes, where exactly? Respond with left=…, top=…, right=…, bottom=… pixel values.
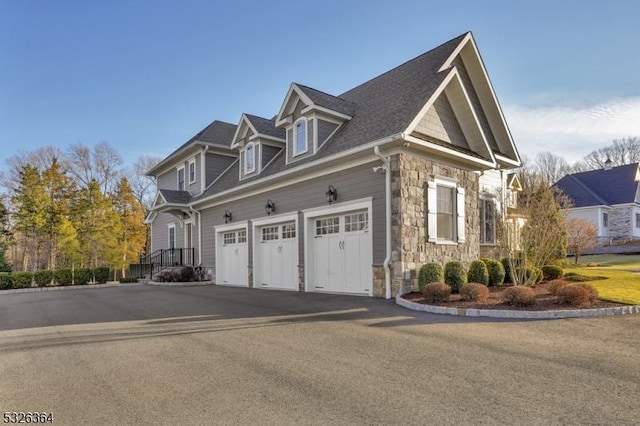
left=198, top=161, right=385, bottom=269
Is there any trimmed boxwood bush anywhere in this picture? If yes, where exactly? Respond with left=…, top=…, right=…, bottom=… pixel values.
left=0, top=272, right=13, bottom=290
left=93, top=266, right=109, bottom=284
left=422, top=282, right=451, bottom=303
left=460, top=283, right=489, bottom=303
left=557, top=283, right=598, bottom=307
left=74, top=268, right=92, bottom=285
left=467, top=260, right=489, bottom=285
left=444, top=261, right=467, bottom=293
left=180, top=266, right=197, bottom=282
left=12, top=272, right=33, bottom=288
left=542, top=265, right=563, bottom=281
left=55, top=268, right=73, bottom=286
left=33, top=270, right=54, bottom=287
left=418, top=263, right=444, bottom=291
left=503, top=285, right=536, bottom=306
left=484, top=259, right=505, bottom=286
left=157, top=270, right=181, bottom=282
left=547, top=279, right=570, bottom=296
left=119, top=276, right=139, bottom=283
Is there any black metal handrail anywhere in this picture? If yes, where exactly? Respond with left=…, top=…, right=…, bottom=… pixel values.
left=130, top=248, right=196, bottom=279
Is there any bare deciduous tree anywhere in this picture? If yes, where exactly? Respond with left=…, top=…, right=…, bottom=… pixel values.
left=127, top=155, right=162, bottom=212
left=67, top=141, right=123, bottom=194
left=534, top=151, right=571, bottom=184
left=582, top=136, right=640, bottom=170
left=566, top=218, right=597, bottom=264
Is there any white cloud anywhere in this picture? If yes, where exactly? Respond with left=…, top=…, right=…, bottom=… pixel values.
left=503, top=97, right=640, bottom=163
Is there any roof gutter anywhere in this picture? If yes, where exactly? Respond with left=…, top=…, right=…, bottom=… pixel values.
left=373, top=134, right=404, bottom=300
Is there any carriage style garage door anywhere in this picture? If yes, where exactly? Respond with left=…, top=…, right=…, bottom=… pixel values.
left=254, top=221, right=298, bottom=290
left=216, top=227, right=248, bottom=286
left=309, top=209, right=372, bottom=295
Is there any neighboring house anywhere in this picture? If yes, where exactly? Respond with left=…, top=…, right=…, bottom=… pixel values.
left=143, top=32, right=521, bottom=298
left=555, top=162, right=640, bottom=243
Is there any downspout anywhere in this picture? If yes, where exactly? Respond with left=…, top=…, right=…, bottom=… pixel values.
left=374, top=145, right=392, bottom=299
left=192, top=145, right=209, bottom=266
left=189, top=206, right=202, bottom=265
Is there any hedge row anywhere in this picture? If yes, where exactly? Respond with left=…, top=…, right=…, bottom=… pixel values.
left=0, top=267, right=110, bottom=290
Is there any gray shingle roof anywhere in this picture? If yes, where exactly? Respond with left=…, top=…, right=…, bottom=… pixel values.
left=160, top=189, right=193, bottom=204
left=197, top=33, right=468, bottom=199
left=554, top=163, right=640, bottom=208
left=296, top=84, right=355, bottom=117
left=245, top=114, right=285, bottom=140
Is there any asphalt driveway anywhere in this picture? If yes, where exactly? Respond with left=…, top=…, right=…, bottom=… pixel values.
left=1, top=284, right=639, bottom=425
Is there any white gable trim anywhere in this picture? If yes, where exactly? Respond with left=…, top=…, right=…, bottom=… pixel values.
left=276, top=83, right=314, bottom=127
left=231, top=114, right=260, bottom=149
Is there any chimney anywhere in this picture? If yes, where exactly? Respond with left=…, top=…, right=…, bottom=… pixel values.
left=604, top=157, right=612, bottom=170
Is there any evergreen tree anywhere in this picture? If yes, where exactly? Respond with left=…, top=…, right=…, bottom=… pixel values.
left=113, top=177, right=147, bottom=278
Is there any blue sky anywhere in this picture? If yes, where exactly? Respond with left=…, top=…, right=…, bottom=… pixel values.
left=1, top=0, right=639, bottom=167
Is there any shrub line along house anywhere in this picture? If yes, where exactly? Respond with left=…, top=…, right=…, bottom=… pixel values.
left=143, top=32, right=522, bottom=298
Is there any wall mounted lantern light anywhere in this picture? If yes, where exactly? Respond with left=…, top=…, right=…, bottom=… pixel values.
left=325, top=185, right=338, bottom=204
left=265, top=199, right=276, bottom=216
left=223, top=210, right=232, bottom=224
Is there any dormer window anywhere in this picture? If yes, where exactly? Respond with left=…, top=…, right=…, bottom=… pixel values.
left=245, top=142, right=256, bottom=173
left=294, top=119, right=308, bottom=156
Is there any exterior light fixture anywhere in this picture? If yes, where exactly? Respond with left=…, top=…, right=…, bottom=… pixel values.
left=223, top=210, right=232, bottom=224
left=265, top=199, right=276, bottom=216
left=326, top=185, right=338, bottom=204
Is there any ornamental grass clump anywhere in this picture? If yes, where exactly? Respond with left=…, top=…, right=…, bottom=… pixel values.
left=467, top=260, right=489, bottom=285
left=418, top=263, right=444, bottom=291
left=444, top=261, right=467, bottom=293
left=459, top=283, right=489, bottom=303
left=502, top=286, right=536, bottom=306
left=421, top=282, right=451, bottom=304
left=557, top=283, right=598, bottom=308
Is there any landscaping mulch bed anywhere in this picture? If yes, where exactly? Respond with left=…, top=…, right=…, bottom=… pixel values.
left=402, top=282, right=629, bottom=311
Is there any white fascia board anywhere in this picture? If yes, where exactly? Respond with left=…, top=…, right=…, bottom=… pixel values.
left=191, top=132, right=404, bottom=210
left=231, top=114, right=259, bottom=149
left=564, top=205, right=610, bottom=212
left=144, top=211, right=157, bottom=224
left=495, top=153, right=521, bottom=168
left=438, top=32, right=473, bottom=72
left=404, top=70, right=456, bottom=135
left=258, top=134, right=286, bottom=144
left=301, top=104, right=352, bottom=121
left=275, top=83, right=314, bottom=126
left=404, top=134, right=496, bottom=169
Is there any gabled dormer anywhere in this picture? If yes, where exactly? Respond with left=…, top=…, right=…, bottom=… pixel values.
left=275, top=83, right=354, bottom=164
left=231, top=114, right=285, bottom=180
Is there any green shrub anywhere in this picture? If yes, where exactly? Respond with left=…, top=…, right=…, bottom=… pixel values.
left=33, top=270, right=54, bottom=287
left=513, top=266, right=543, bottom=285
left=467, top=260, right=489, bottom=285
left=484, top=259, right=505, bottom=286
left=93, top=266, right=109, bottom=283
left=12, top=272, right=33, bottom=288
left=547, top=279, right=571, bottom=296
left=180, top=266, right=196, bottom=282
left=54, top=269, right=73, bottom=286
left=460, top=283, right=489, bottom=303
left=501, top=258, right=512, bottom=283
left=421, top=282, right=451, bottom=303
left=74, top=268, right=92, bottom=285
left=0, top=272, right=13, bottom=290
left=542, top=265, right=564, bottom=281
left=502, top=286, right=536, bottom=306
left=557, top=283, right=598, bottom=307
left=157, top=270, right=180, bottom=282
left=444, top=261, right=467, bottom=293
left=119, top=276, right=139, bottom=283
left=418, top=263, right=444, bottom=291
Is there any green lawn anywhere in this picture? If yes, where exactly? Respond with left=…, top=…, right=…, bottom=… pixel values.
left=565, top=254, right=640, bottom=305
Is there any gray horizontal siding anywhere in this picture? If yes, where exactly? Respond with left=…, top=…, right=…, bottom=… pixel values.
left=186, top=154, right=201, bottom=195
left=205, top=154, right=236, bottom=186
left=151, top=212, right=183, bottom=251
left=262, top=145, right=281, bottom=168
left=199, top=161, right=386, bottom=269
left=317, top=119, right=339, bottom=145
left=157, top=169, right=176, bottom=190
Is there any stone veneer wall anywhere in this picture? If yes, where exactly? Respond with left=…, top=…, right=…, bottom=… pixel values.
left=390, top=153, right=480, bottom=294
left=610, top=206, right=632, bottom=240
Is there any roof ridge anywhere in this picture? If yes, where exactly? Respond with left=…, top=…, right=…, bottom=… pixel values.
left=295, top=83, right=350, bottom=102
left=338, top=32, right=468, bottom=98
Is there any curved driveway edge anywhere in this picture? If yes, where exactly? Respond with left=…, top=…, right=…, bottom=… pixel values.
left=0, top=281, right=216, bottom=295
left=396, top=293, right=640, bottom=319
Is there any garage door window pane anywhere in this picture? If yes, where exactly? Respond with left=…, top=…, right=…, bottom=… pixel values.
left=282, top=223, right=296, bottom=239
left=316, top=217, right=339, bottom=235
left=262, top=226, right=279, bottom=241
left=345, top=212, right=368, bottom=232
left=237, top=230, right=247, bottom=243
left=223, top=232, right=236, bottom=245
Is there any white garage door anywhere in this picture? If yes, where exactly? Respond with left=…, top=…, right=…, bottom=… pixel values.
left=216, top=229, right=248, bottom=286
left=255, top=222, right=298, bottom=291
left=311, top=210, right=372, bottom=295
